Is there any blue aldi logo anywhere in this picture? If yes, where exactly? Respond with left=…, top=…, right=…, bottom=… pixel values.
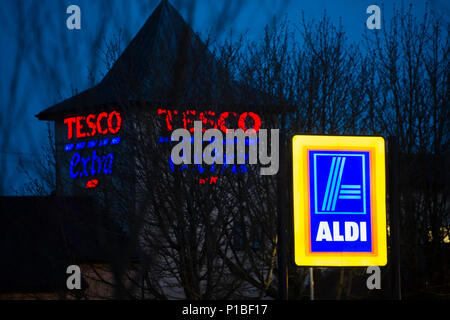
left=309, top=150, right=372, bottom=253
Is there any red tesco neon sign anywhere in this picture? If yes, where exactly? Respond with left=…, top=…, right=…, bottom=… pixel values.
left=64, top=111, right=122, bottom=139
left=158, top=109, right=261, bottom=133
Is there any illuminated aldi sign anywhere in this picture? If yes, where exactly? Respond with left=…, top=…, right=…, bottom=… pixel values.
left=292, top=135, right=387, bottom=266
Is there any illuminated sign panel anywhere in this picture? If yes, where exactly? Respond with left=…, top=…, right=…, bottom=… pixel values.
left=63, top=110, right=122, bottom=189
left=157, top=109, right=261, bottom=133
left=64, top=111, right=122, bottom=139
left=292, top=135, right=387, bottom=266
left=157, top=109, right=264, bottom=181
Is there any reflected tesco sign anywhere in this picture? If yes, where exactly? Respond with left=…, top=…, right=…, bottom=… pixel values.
left=157, top=109, right=261, bottom=133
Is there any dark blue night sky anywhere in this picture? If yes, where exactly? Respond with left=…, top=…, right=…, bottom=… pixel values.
left=0, top=0, right=446, bottom=194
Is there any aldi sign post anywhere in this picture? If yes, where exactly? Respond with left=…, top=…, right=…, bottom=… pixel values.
left=292, top=135, right=387, bottom=266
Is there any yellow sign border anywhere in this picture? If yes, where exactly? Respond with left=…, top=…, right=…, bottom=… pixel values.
left=292, top=135, right=387, bottom=266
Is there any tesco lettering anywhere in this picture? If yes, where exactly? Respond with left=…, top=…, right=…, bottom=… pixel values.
left=64, top=111, right=122, bottom=139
